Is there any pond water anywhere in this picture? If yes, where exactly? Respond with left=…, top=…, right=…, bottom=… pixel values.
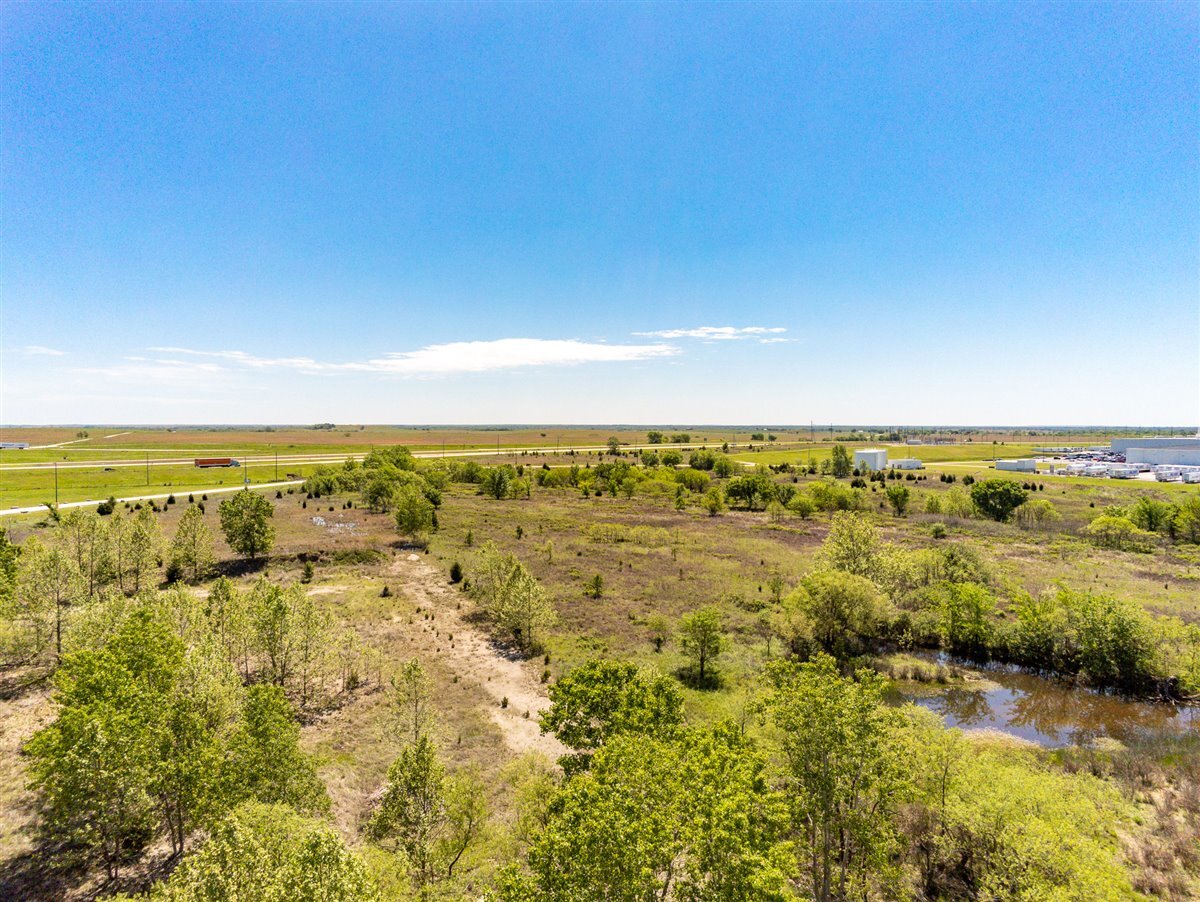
left=889, top=658, right=1199, bottom=747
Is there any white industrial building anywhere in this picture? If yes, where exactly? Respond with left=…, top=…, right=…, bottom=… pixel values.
left=1124, top=447, right=1200, bottom=467
left=996, top=459, right=1036, bottom=473
left=891, top=458, right=922, bottom=470
left=1111, top=437, right=1200, bottom=456
left=854, top=448, right=887, bottom=471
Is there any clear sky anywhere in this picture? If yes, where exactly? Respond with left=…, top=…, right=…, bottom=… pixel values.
left=2, top=2, right=1197, bottom=426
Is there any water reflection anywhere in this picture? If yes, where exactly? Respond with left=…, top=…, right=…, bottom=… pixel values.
left=893, top=662, right=1199, bottom=747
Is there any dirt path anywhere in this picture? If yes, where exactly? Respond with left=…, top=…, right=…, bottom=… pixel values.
left=389, top=554, right=566, bottom=759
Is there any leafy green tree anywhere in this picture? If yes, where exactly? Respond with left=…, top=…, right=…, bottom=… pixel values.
left=678, top=606, right=726, bottom=685
left=726, top=472, right=777, bottom=510
left=606, top=436, right=621, bottom=455
left=480, top=466, right=514, bottom=500
left=1012, top=497, right=1060, bottom=529
left=932, top=582, right=995, bottom=657
left=26, top=609, right=182, bottom=878
left=59, top=509, right=114, bottom=596
left=830, top=444, right=853, bottom=478
left=488, top=567, right=556, bottom=653
left=791, top=570, right=886, bottom=658
left=712, top=455, right=736, bottom=478
left=646, top=431, right=664, bottom=444
left=1082, top=514, right=1156, bottom=552
left=389, top=658, right=433, bottom=746
left=124, top=506, right=163, bottom=592
left=222, top=685, right=329, bottom=815
left=507, top=724, right=791, bottom=900
left=16, top=537, right=83, bottom=660
left=701, top=486, right=726, bottom=516
left=151, top=641, right=242, bottom=855
left=884, top=484, right=910, bottom=517
left=768, top=654, right=909, bottom=902
left=219, top=490, right=276, bottom=561
left=583, top=573, right=603, bottom=598
left=541, top=660, right=682, bottom=772
left=369, top=735, right=488, bottom=890
left=171, top=504, right=215, bottom=583
left=0, top=526, right=19, bottom=605
left=969, top=478, right=1028, bottom=522
left=1174, top=494, right=1200, bottom=543
left=394, top=484, right=436, bottom=540
left=819, top=512, right=885, bottom=584
left=640, top=448, right=660, bottom=468
left=660, top=449, right=683, bottom=467
left=154, top=802, right=378, bottom=901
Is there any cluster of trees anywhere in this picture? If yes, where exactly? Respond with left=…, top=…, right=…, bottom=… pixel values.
left=467, top=543, right=557, bottom=652
left=494, top=654, right=1133, bottom=899
left=303, top=448, right=444, bottom=535
left=1, top=494, right=280, bottom=667
left=646, top=431, right=691, bottom=444
left=26, top=604, right=330, bottom=880
left=1085, top=494, right=1200, bottom=550
left=762, top=512, right=1200, bottom=696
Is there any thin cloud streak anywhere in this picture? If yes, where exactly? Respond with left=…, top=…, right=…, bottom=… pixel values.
left=634, top=326, right=787, bottom=341
left=21, top=345, right=66, bottom=356
left=144, top=338, right=680, bottom=377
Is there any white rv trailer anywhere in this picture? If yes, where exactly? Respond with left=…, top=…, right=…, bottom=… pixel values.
left=891, top=458, right=922, bottom=470
left=1153, top=466, right=1183, bottom=482
left=1107, top=464, right=1140, bottom=479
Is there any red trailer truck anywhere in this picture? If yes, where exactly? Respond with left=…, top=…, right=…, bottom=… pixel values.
left=194, top=458, right=240, bottom=468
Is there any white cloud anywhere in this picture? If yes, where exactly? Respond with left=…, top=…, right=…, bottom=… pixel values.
left=144, top=338, right=680, bottom=377
left=634, top=326, right=787, bottom=341
left=21, top=345, right=66, bottom=356
left=74, top=357, right=228, bottom=383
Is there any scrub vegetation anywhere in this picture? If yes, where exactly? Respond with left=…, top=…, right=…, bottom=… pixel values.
left=0, top=433, right=1197, bottom=899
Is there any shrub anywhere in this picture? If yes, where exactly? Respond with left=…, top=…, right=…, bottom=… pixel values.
left=449, top=561, right=463, bottom=584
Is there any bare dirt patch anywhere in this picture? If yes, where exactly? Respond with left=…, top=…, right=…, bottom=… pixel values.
left=388, top=556, right=565, bottom=759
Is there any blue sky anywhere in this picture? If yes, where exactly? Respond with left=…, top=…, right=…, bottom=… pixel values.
left=2, top=2, right=1197, bottom=425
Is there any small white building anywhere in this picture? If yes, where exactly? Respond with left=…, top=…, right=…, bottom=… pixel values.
left=854, top=448, right=887, bottom=471
left=996, top=459, right=1036, bottom=473
left=891, top=458, right=923, bottom=470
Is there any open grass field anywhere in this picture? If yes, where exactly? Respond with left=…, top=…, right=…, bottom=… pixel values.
left=2, top=449, right=1198, bottom=898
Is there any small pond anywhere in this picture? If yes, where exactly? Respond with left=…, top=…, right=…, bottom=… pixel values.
left=889, top=656, right=1199, bottom=747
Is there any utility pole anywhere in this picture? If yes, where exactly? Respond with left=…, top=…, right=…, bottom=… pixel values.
left=54, top=461, right=59, bottom=507
left=275, top=451, right=279, bottom=481
left=145, top=452, right=150, bottom=485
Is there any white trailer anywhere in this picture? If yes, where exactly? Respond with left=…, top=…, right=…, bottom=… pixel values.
left=1107, top=465, right=1140, bottom=479
left=1153, top=466, right=1183, bottom=482
left=891, top=458, right=922, bottom=470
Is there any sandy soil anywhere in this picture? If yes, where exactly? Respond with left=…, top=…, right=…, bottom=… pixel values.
left=389, top=554, right=565, bottom=759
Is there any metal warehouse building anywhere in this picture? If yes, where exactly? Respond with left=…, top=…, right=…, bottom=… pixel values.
left=1124, top=447, right=1200, bottom=467
left=854, top=448, right=887, bottom=471
left=996, top=459, right=1037, bottom=472
left=1111, top=437, right=1200, bottom=457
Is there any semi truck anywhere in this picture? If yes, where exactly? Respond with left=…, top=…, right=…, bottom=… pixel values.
left=194, top=458, right=241, bottom=468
